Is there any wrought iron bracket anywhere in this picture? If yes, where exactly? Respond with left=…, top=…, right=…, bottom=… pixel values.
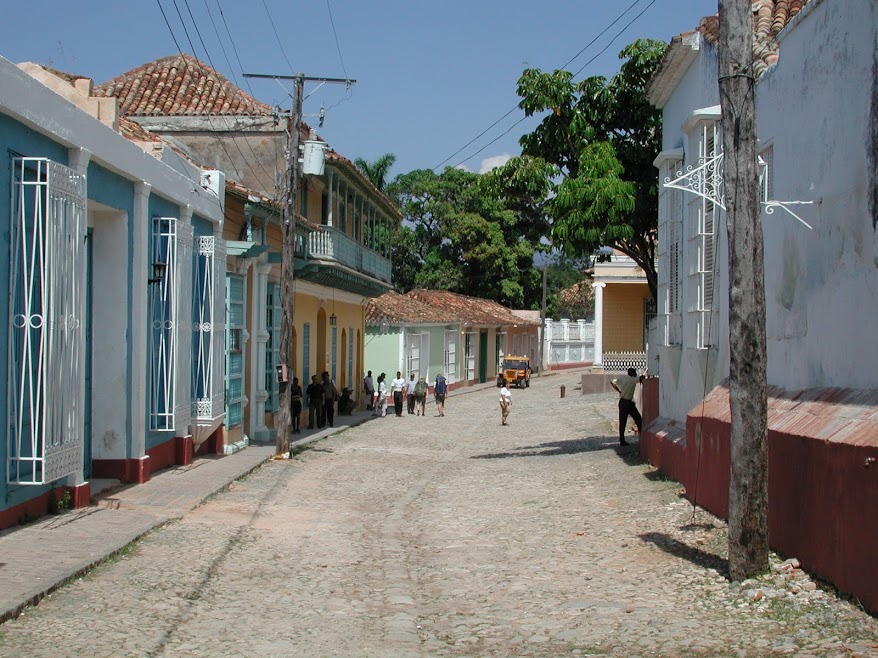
left=663, top=153, right=725, bottom=209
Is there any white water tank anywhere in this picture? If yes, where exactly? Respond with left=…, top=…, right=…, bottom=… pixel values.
left=302, top=138, right=326, bottom=176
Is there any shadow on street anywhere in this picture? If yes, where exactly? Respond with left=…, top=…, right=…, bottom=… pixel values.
left=639, top=531, right=729, bottom=578
left=471, top=436, right=645, bottom=461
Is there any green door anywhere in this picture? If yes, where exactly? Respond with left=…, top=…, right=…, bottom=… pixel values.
left=479, top=329, right=488, bottom=383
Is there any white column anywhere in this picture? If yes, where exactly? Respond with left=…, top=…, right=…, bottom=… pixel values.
left=327, top=170, right=334, bottom=227
left=592, top=282, right=606, bottom=369
left=250, top=262, right=272, bottom=442
left=542, top=318, right=552, bottom=371
left=131, top=182, right=152, bottom=457
left=174, top=206, right=193, bottom=438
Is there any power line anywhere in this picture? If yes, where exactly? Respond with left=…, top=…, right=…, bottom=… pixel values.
left=325, top=0, right=349, bottom=79
left=261, top=0, right=295, bottom=75
left=433, top=0, right=654, bottom=173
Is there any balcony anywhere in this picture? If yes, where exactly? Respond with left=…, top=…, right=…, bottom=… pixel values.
left=296, top=226, right=392, bottom=297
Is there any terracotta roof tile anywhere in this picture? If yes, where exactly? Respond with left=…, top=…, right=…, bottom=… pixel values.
left=95, top=53, right=273, bottom=117
left=696, top=0, right=811, bottom=78
left=365, top=291, right=456, bottom=325
left=407, top=289, right=540, bottom=327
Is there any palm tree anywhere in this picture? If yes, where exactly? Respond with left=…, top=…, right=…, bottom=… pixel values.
left=354, top=153, right=397, bottom=192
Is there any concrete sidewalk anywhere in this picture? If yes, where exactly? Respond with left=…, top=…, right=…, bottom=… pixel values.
left=0, top=410, right=376, bottom=624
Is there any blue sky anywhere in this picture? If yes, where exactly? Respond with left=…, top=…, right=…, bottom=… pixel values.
left=3, top=0, right=715, bottom=179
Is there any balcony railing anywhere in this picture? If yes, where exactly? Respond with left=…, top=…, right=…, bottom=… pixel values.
left=306, top=226, right=391, bottom=284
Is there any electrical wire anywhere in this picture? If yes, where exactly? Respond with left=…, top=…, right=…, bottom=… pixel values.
left=262, top=0, right=295, bottom=75
left=325, top=0, right=349, bottom=79
left=434, top=0, right=652, bottom=173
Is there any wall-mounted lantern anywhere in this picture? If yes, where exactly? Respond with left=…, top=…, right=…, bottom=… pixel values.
left=148, top=261, right=167, bottom=286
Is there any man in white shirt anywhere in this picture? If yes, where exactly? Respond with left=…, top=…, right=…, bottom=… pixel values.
left=391, top=371, right=406, bottom=417
left=364, top=370, right=375, bottom=411
left=611, top=368, right=645, bottom=446
left=406, top=372, right=418, bottom=414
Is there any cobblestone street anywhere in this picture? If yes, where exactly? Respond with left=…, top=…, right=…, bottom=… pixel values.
left=2, top=373, right=877, bottom=657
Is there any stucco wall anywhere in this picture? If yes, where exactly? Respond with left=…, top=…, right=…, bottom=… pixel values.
left=602, top=283, right=650, bottom=352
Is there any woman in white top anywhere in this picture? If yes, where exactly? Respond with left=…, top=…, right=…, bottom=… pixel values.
left=499, top=378, right=512, bottom=426
left=377, top=373, right=388, bottom=417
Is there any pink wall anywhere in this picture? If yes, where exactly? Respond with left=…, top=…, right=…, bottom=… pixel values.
left=642, top=381, right=878, bottom=614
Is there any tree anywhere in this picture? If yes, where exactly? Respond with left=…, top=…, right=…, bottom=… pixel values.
left=385, top=167, right=547, bottom=308
left=720, top=0, right=769, bottom=580
left=486, top=39, right=667, bottom=299
left=354, top=153, right=397, bottom=192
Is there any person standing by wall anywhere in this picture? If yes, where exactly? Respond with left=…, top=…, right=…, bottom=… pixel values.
left=289, top=377, right=303, bottom=435
left=434, top=373, right=448, bottom=417
left=611, top=368, right=644, bottom=446
left=307, top=374, right=322, bottom=429
left=391, top=371, right=406, bottom=417
left=322, top=371, right=339, bottom=428
left=499, top=377, right=512, bottom=426
left=364, top=370, right=375, bottom=411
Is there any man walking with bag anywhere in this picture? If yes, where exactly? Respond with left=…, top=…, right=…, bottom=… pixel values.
left=611, top=368, right=644, bottom=446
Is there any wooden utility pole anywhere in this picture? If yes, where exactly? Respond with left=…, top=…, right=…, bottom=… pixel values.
left=243, top=73, right=356, bottom=456
left=274, top=76, right=304, bottom=457
left=718, top=0, right=769, bottom=579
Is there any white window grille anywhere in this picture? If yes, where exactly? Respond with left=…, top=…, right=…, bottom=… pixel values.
left=444, top=330, right=457, bottom=382
left=331, top=326, right=338, bottom=381
left=191, top=235, right=226, bottom=420
left=149, top=217, right=192, bottom=431
left=264, top=283, right=281, bottom=413
left=8, top=158, right=86, bottom=484
left=658, top=157, right=683, bottom=346
left=225, top=274, right=246, bottom=427
left=347, top=327, right=354, bottom=388
left=495, top=332, right=506, bottom=369
left=464, top=332, right=476, bottom=381
left=687, top=122, right=720, bottom=350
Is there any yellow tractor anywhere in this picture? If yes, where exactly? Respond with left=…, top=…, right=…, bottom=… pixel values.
left=497, top=355, right=532, bottom=388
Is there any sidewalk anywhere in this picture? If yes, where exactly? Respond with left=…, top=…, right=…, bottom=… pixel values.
left=0, top=410, right=375, bottom=624
left=0, top=374, right=566, bottom=625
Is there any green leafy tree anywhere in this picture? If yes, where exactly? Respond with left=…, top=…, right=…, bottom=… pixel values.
left=486, top=39, right=667, bottom=299
left=385, top=167, right=547, bottom=308
left=354, top=153, right=397, bottom=191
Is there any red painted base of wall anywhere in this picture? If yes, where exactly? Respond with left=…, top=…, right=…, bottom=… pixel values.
left=643, top=381, right=878, bottom=614
left=194, top=426, right=223, bottom=457
left=547, top=361, right=593, bottom=371
left=0, top=484, right=91, bottom=532
left=91, top=456, right=151, bottom=484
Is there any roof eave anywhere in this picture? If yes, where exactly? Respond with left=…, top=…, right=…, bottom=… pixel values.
left=646, top=31, right=702, bottom=109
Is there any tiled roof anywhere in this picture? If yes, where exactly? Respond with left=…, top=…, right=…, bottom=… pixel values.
left=698, top=0, right=810, bottom=77
left=365, top=291, right=457, bottom=325
left=119, top=117, right=161, bottom=142
left=95, top=53, right=274, bottom=116
left=366, top=290, right=541, bottom=327
left=407, top=289, right=541, bottom=327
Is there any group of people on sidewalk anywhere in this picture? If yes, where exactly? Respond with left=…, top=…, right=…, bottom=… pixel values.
left=363, top=370, right=448, bottom=418
left=286, top=371, right=356, bottom=433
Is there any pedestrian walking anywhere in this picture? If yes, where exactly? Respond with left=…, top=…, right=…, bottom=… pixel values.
left=363, top=370, right=375, bottom=411
left=499, top=377, right=512, bottom=425
left=289, top=377, right=303, bottom=434
left=406, top=372, right=417, bottom=414
left=307, top=374, right=322, bottom=429
left=376, top=373, right=388, bottom=417
left=434, top=372, right=448, bottom=417
left=391, top=371, right=406, bottom=417
left=611, top=367, right=644, bottom=446
left=414, top=375, right=428, bottom=416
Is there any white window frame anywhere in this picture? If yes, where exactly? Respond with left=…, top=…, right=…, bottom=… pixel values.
left=225, top=274, right=246, bottom=427
left=8, top=158, right=87, bottom=484
left=444, top=330, right=457, bottom=383
left=657, top=153, right=684, bottom=346
left=464, top=332, right=477, bottom=382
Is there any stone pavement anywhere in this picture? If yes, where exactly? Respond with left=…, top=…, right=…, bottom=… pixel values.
left=2, top=370, right=877, bottom=657
left=0, top=406, right=382, bottom=624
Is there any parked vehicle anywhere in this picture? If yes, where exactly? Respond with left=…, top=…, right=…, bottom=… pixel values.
left=497, top=356, right=531, bottom=388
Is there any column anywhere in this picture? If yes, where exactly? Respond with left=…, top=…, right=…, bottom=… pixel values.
left=592, top=282, right=606, bottom=369
left=327, top=170, right=334, bottom=228
left=131, top=181, right=152, bottom=460
left=543, top=317, right=552, bottom=372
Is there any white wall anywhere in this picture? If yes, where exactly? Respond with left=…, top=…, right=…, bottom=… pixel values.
left=757, top=0, right=878, bottom=390
left=655, top=0, right=878, bottom=424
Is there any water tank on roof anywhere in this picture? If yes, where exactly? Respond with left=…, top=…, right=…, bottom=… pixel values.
left=302, top=138, right=326, bottom=176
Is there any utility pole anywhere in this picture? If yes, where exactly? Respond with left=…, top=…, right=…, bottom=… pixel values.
left=538, top=261, right=548, bottom=376
left=243, top=73, right=356, bottom=457
left=718, top=0, right=769, bottom=579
